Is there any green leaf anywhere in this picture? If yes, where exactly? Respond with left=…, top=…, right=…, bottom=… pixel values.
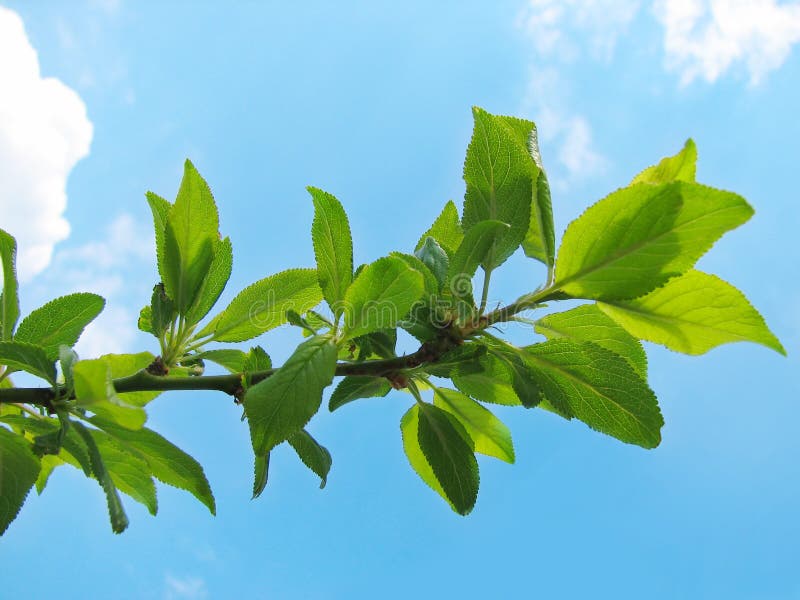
left=243, top=346, right=272, bottom=373
left=162, top=160, right=220, bottom=314
left=192, top=349, right=249, bottom=373
left=100, top=352, right=159, bottom=407
left=89, top=417, right=216, bottom=514
left=138, top=305, right=154, bottom=335
left=245, top=335, right=337, bottom=455
left=389, top=252, right=439, bottom=297
left=73, top=359, right=146, bottom=429
left=433, top=387, right=515, bottom=463
left=446, top=220, right=509, bottom=300
left=15, top=293, right=105, bottom=360
left=342, top=256, right=424, bottom=339
left=452, top=352, right=521, bottom=406
left=0, top=229, right=19, bottom=340
left=523, top=170, right=556, bottom=268
left=493, top=116, right=555, bottom=268
left=0, top=341, right=55, bottom=384
left=598, top=270, right=785, bottom=356
left=462, top=107, right=534, bottom=270
left=288, top=429, right=332, bottom=489
left=415, top=201, right=463, bottom=256
left=309, top=187, right=353, bottom=318
left=554, top=182, right=753, bottom=300
left=35, top=454, right=63, bottom=494
left=0, top=415, right=91, bottom=476
left=186, top=236, right=233, bottom=326
left=414, top=237, right=449, bottom=289
left=535, top=304, right=648, bottom=378
left=0, top=427, right=41, bottom=535
left=328, top=376, right=392, bottom=411
left=423, top=344, right=487, bottom=378
left=523, top=340, right=663, bottom=448
left=416, top=402, right=479, bottom=515
left=72, top=422, right=129, bottom=534
left=148, top=283, right=174, bottom=338
left=145, top=191, right=172, bottom=288
left=486, top=343, right=543, bottom=408
left=59, top=345, right=79, bottom=397
left=631, top=139, right=697, bottom=185
left=401, top=404, right=446, bottom=502
left=213, top=268, right=322, bottom=343
left=252, top=452, right=269, bottom=499
left=88, top=429, right=157, bottom=516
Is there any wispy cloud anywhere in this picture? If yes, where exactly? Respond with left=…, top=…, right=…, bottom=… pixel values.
left=654, top=0, right=800, bottom=85
left=35, top=213, right=154, bottom=357
left=164, top=573, right=208, bottom=600
left=516, top=1, right=638, bottom=184
left=0, top=7, right=93, bottom=281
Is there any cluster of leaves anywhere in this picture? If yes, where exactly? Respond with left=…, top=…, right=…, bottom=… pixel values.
left=0, top=107, right=784, bottom=535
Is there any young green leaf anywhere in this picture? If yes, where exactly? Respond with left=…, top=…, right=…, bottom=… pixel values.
left=0, top=427, right=41, bottom=535
left=89, top=417, right=216, bottom=514
left=186, top=236, right=233, bottom=326
left=631, top=139, right=697, bottom=185
left=462, top=107, right=533, bottom=270
left=554, top=182, right=753, bottom=300
left=535, top=304, right=647, bottom=378
left=100, top=352, right=160, bottom=407
left=288, top=429, right=332, bottom=489
left=35, top=454, right=63, bottom=494
left=415, top=200, right=464, bottom=256
left=433, top=387, right=515, bottom=463
left=416, top=402, right=479, bottom=515
left=309, top=187, right=353, bottom=318
left=0, top=414, right=89, bottom=476
left=486, top=344, right=543, bottom=408
left=15, top=293, right=105, bottom=360
left=73, top=359, right=146, bottom=430
left=342, top=256, right=424, bottom=339
left=72, top=422, right=129, bottom=534
left=414, top=237, right=449, bottom=289
left=446, top=220, right=509, bottom=300
left=523, top=339, right=663, bottom=448
left=494, top=116, right=555, bottom=268
left=212, top=268, right=322, bottom=343
left=162, top=160, right=220, bottom=314
left=328, top=376, right=392, bottom=411
left=88, top=429, right=158, bottom=516
left=192, top=349, right=249, bottom=373
left=452, top=352, right=522, bottom=406
left=598, top=270, right=785, bottom=355
left=0, top=229, right=19, bottom=340
left=389, top=252, right=439, bottom=297
left=138, top=305, right=154, bottom=335
left=148, top=284, right=174, bottom=338
left=400, top=404, right=447, bottom=502
left=0, top=341, right=56, bottom=384
left=245, top=334, right=337, bottom=456
left=243, top=346, right=272, bottom=373
left=252, top=452, right=269, bottom=499
left=145, top=191, right=172, bottom=288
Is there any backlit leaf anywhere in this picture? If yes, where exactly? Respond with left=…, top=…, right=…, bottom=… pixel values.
left=213, top=268, right=322, bottom=342
left=245, top=335, right=337, bottom=455
left=599, top=270, right=785, bottom=355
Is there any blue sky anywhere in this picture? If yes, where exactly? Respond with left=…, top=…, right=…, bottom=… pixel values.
left=1, top=1, right=799, bottom=598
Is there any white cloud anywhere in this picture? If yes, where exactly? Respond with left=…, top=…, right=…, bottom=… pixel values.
left=164, top=574, right=208, bottom=600
left=37, top=213, right=154, bottom=357
left=0, top=7, right=93, bottom=281
left=654, top=0, right=800, bottom=85
left=518, top=0, right=640, bottom=62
